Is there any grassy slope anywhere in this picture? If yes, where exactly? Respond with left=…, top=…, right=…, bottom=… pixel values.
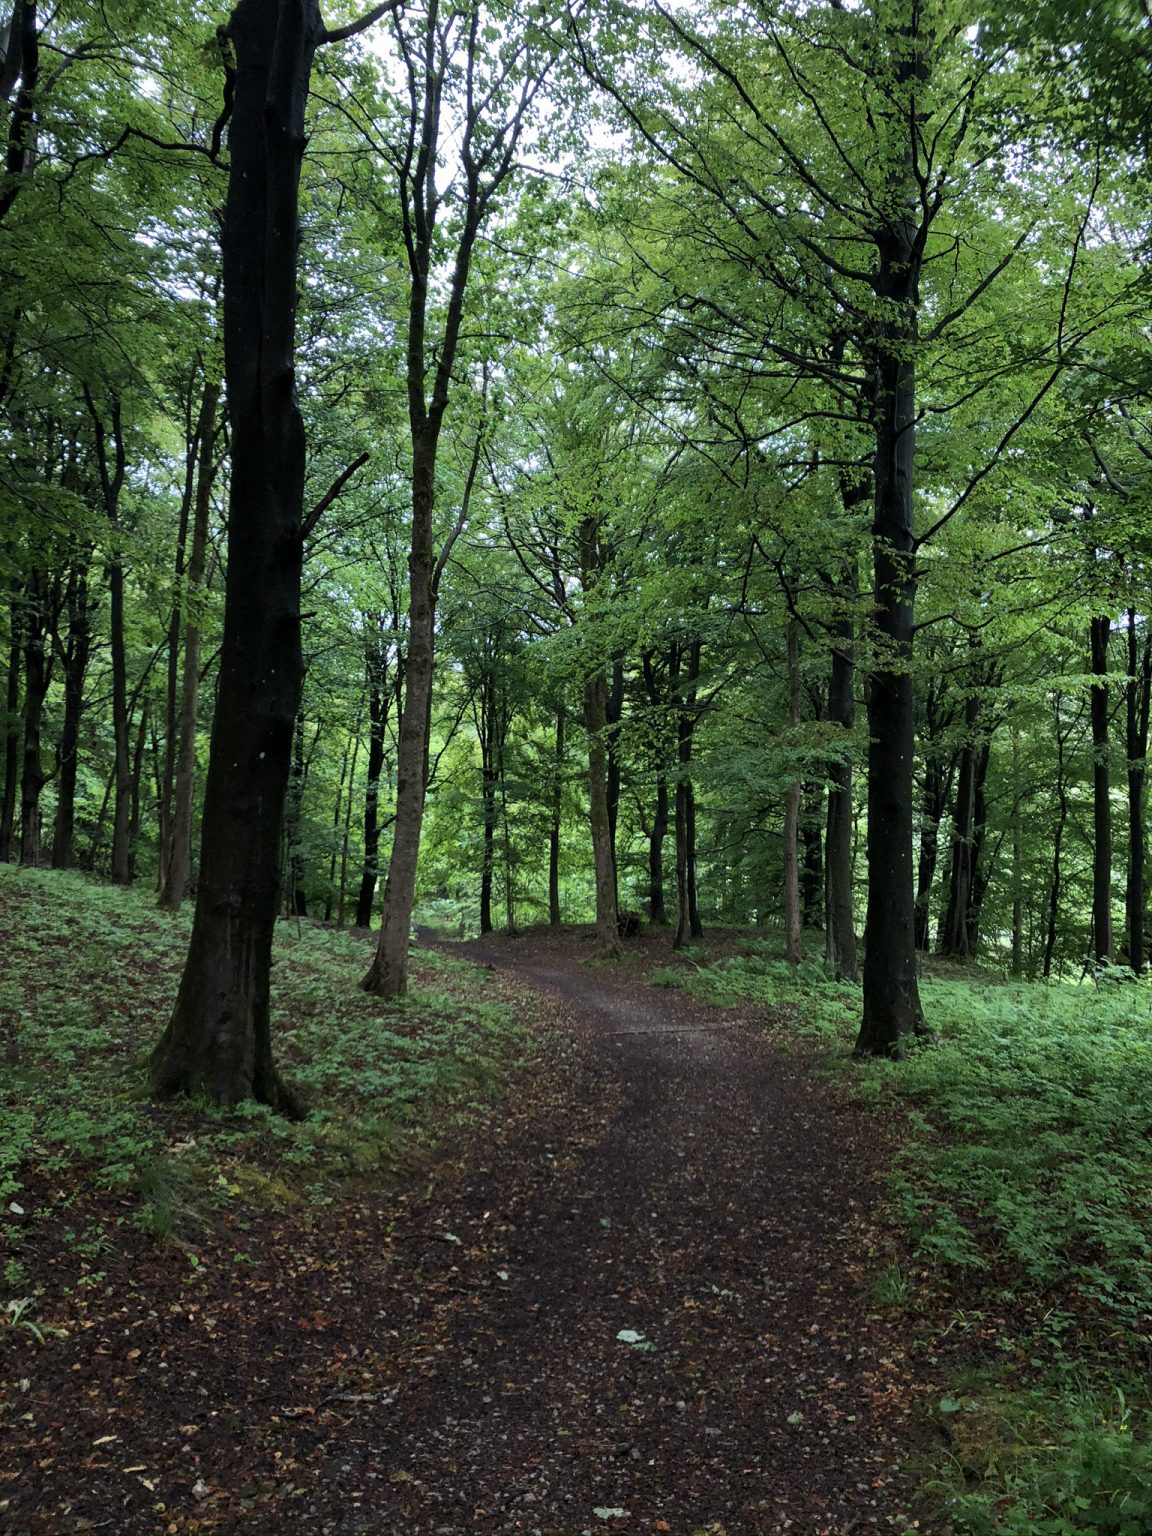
left=654, top=943, right=1152, bottom=1536
left=0, top=865, right=526, bottom=1259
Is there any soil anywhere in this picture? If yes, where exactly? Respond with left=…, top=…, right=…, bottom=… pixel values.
left=1, top=926, right=938, bottom=1536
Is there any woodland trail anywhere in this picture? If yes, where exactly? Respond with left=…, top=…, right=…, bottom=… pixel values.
left=1, top=929, right=933, bottom=1536
left=290, top=928, right=931, bottom=1536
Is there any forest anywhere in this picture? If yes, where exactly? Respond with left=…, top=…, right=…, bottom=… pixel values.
left=4, top=0, right=1152, bottom=1533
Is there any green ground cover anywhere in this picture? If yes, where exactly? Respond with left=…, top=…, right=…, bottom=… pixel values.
left=0, top=865, right=524, bottom=1240
left=656, top=943, right=1152, bottom=1535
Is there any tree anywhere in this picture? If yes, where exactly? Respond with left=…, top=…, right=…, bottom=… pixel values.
left=150, top=0, right=397, bottom=1110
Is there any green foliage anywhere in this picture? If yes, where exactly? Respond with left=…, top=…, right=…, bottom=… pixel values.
left=0, top=865, right=527, bottom=1260
left=927, top=1383, right=1152, bottom=1536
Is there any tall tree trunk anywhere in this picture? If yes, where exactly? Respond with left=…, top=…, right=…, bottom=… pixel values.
left=673, top=639, right=703, bottom=950
left=549, top=700, right=564, bottom=927
left=1126, top=610, right=1149, bottom=972
left=1, top=595, right=21, bottom=862
left=150, top=0, right=324, bottom=1114
left=1090, top=613, right=1113, bottom=963
left=856, top=211, right=925, bottom=1056
left=18, top=577, right=48, bottom=867
left=355, top=639, right=389, bottom=928
left=605, top=652, right=624, bottom=906
left=1010, top=723, right=1024, bottom=976
left=159, top=376, right=220, bottom=910
left=363, top=424, right=437, bottom=996
left=337, top=729, right=360, bottom=928
left=648, top=774, right=669, bottom=925
left=51, top=566, right=92, bottom=869
left=1043, top=695, right=1073, bottom=979
left=783, top=622, right=802, bottom=965
left=478, top=677, right=497, bottom=937
left=939, top=718, right=978, bottom=958
left=584, top=664, right=621, bottom=954
left=824, top=588, right=857, bottom=981
left=286, top=712, right=308, bottom=916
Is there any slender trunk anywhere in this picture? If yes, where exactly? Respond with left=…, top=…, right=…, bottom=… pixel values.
left=159, top=377, right=220, bottom=911
left=1090, top=613, right=1112, bottom=963
left=51, top=567, right=92, bottom=869
left=18, top=581, right=48, bottom=867
left=549, top=700, right=564, bottom=927
left=127, top=700, right=149, bottom=882
left=151, top=0, right=321, bottom=1114
left=479, top=689, right=497, bottom=936
left=286, top=712, right=308, bottom=916
left=966, top=742, right=992, bottom=950
left=825, top=590, right=857, bottom=981
left=363, top=425, right=437, bottom=996
left=1010, top=724, right=1023, bottom=976
left=0, top=599, right=19, bottom=861
left=648, top=774, right=669, bottom=925
left=500, top=743, right=515, bottom=935
left=1126, top=611, right=1149, bottom=972
left=801, top=799, right=824, bottom=929
left=337, top=729, right=360, bottom=928
left=355, top=647, right=389, bottom=928
left=783, top=622, right=802, bottom=965
left=1043, top=698, right=1072, bottom=979
left=584, top=665, right=621, bottom=954
left=605, top=652, right=624, bottom=906
left=939, top=717, right=978, bottom=958
left=856, top=211, right=925, bottom=1056
left=673, top=640, right=703, bottom=950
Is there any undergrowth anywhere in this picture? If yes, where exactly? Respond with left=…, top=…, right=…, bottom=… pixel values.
left=664, top=943, right=1152, bottom=1534
left=0, top=864, right=525, bottom=1248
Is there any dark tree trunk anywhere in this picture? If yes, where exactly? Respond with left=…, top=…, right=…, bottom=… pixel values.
left=0, top=0, right=38, bottom=226
left=824, top=573, right=857, bottom=981
left=51, top=565, right=93, bottom=869
left=0, top=596, right=21, bottom=862
left=939, top=716, right=977, bottom=957
left=18, top=577, right=49, bottom=867
left=548, top=700, right=564, bottom=927
left=783, top=622, right=802, bottom=965
left=478, top=673, right=498, bottom=936
left=584, top=664, right=621, bottom=954
left=127, top=699, right=149, bottom=882
left=648, top=774, right=669, bottom=925
left=1090, top=613, right=1113, bottom=963
left=286, top=712, right=308, bottom=917
left=1126, top=610, right=1149, bottom=972
left=355, top=638, right=390, bottom=929
left=150, top=0, right=323, bottom=1114
left=1043, top=694, right=1075, bottom=979
left=605, top=652, right=624, bottom=905
left=159, top=376, right=220, bottom=911
left=856, top=214, right=925, bottom=1057
left=800, top=799, right=824, bottom=929
left=673, top=639, right=703, bottom=950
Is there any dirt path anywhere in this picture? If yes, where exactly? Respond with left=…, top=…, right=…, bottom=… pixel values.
left=285, top=931, right=928, bottom=1536
left=1, top=930, right=932, bottom=1536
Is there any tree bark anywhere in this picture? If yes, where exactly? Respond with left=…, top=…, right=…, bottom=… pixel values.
left=1126, top=610, right=1149, bottom=971
left=648, top=773, right=669, bottom=925
left=856, top=209, right=925, bottom=1056
left=18, top=575, right=49, bottom=867
left=150, top=0, right=323, bottom=1114
left=159, top=376, right=220, bottom=910
left=673, top=639, right=703, bottom=950
left=548, top=700, right=564, bottom=926
left=1090, top=612, right=1113, bottom=963
left=363, top=423, right=436, bottom=996
left=51, top=565, right=92, bottom=869
left=824, top=600, right=857, bottom=981
left=0, top=594, right=21, bottom=862
left=355, top=636, right=390, bottom=928
left=605, top=651, right=624, bottom=906
left=783, top=622, right=802, bottom=965
left=584, top=664, right=621, bottom=954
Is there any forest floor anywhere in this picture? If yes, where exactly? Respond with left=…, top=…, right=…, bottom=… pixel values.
left=2, top=918, right=938, bottom=1536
